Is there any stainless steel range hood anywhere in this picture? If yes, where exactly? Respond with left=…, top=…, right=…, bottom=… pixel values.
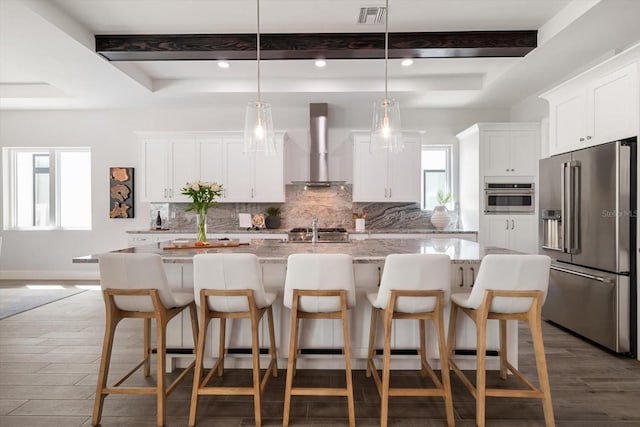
left=292, top=103, right=345, bottom=187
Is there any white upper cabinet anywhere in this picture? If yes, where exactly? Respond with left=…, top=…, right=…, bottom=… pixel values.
left=142, top=138, right=199, bottom=202
left=222, top=135, right=285, bottom=203
left=252, top=138, right=285, bottom=202
left=140, top=132, right=285, bottom=203
left=589, top=65, right=638, bottom=143
left=222, top=138, right=254, bottom=201
left=542, top=56, right=639, bottom=156
left=480, top=126, right=538, bottom=177
left=199, top=138, right=225, bottom=188
left=352, top=132, right=421, bottom=202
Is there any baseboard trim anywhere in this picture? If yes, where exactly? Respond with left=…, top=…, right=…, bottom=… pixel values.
left=0, top=270, right=100, bottom=281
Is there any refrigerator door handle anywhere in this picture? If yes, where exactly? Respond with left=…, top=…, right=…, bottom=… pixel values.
left=568, top=160, right=580, bottom=254
left=550, top=265, right=612, bottom=284
left=561, top=162, right=569, bottom=253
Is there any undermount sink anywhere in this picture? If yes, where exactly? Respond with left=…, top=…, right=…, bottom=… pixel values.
left=283, top=238, right=352, bottom=243
left=286, top=227, right=350, bottom=243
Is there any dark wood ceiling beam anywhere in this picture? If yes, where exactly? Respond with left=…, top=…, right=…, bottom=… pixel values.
left=95, top=30, right=536, bottom=61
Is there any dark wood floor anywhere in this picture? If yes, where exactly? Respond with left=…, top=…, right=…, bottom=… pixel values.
left=0, top=281, right=639, bottom=426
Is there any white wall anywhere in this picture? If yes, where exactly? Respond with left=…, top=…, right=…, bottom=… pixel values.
left=0, top=104, right=508, bottom=278
left=510, top=93, right=550, bottom=155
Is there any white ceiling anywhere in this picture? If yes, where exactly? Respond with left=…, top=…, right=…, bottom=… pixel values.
left=1, top=0, right=639, bottom=110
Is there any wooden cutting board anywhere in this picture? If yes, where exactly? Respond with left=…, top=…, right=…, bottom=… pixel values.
left=163, top=241, right=250, bottom=250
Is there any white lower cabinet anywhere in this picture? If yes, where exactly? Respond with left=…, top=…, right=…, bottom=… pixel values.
left=127, top=233, right=186, bottom=247
left=363, top=232, right=477, bottom=242
left=480, top=215, right=537, bottom=254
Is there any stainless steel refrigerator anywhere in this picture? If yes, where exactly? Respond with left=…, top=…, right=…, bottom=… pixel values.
left=539, top=137, right=637, bottom=356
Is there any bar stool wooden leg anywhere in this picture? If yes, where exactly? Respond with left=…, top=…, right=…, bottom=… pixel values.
left=419, top=318, right=428, bottom=377
left=499, top=318, right=508, bottom=380
left=341, top=295, right=356, bottom=427
left=447, top=303, right=458, bottom=359
left=436, top=305, right=455, bottom=427
left=267, top=306, right=278, bottom=377
left=155, top=316, right=167, bottom=427
left=529, top=308, right=555, bottom=427
left=292, top=317, right=301, bottom=378
left=189, top=303, right=209, bottom=427
left=144, top=318, right=151, bottom=377
left=380, top=309, right=393, bottom=427
left=475, top=310, right=488, bottom=427
left=217, top=318, right=226, bottom=377
left=250, top=308, right=262, bottom=427
left=283, top=297, right=300, bottom=427
left=366, top=307, right=378, bottom=378
left=92, top=307, right=120, bottom=426
left=189, top=302, right=199, bottom=350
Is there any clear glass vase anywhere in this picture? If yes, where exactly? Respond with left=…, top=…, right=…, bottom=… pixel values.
left=196, top=210, right=208, bottom=242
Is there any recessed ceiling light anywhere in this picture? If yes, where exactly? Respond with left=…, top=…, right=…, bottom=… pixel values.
left=401, top=59, right=414, bottom=67
left=315, top=60, right=327, bottom=68
left=217, top=61, right=230, bottom=69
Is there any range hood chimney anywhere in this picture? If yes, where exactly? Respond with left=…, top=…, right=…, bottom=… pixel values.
left=295, top=103, right=345, bottom=188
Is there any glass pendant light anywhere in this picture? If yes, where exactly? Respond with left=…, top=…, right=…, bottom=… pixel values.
left=244, top=0, right=276, bottom=156
left=371, top=0, right=403, bottom=153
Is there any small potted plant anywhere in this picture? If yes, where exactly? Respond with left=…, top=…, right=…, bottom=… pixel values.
left=264, top=206, right=282, bottom=229
left=430, top=190, right=452, bottom=230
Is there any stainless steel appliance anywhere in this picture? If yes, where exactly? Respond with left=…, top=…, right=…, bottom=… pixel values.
left=539, top=137, right=637, bottom=355
left=287, top=227, right=350, bottom=243
left=484, top=182, right=535, bottom=214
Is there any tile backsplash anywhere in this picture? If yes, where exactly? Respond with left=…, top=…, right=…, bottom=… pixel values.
left=151, top=184, right=458, bottom=231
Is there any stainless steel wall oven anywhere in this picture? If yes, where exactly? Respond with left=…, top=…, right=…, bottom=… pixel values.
left=484, top=182, right=535, bottom=214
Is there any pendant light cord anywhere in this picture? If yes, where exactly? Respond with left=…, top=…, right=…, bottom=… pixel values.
left=257, top=0, right=261, bottom=103
left=384, top=0, right=388, bottom=100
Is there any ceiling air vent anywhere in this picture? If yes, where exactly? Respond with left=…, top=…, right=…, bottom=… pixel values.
left=357, top=6, right=386, bottom=25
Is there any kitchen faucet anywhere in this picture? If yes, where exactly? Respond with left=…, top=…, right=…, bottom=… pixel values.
left=311, top=217, right=319, bottom=244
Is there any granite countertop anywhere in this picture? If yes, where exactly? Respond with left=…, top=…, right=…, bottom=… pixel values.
left=74, top=237, right=510, bottom=264
left=126, top=228, right=477, bottom=234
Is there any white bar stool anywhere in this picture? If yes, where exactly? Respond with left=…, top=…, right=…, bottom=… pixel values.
left=366, top=253, right=455, bottom=427
left=189, top=253, right=277, bottom=427
left=447, top=254, right=555, bottom=427
left=282, top=253, right=357, bottom=427
left=93, top=253, right=199, bottom=427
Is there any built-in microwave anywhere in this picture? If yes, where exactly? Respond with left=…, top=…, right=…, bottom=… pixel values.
left=484, top=183, right=535, bottom=214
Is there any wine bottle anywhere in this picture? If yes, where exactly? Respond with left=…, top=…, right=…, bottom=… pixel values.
left=155, top=211, right=162, bottom=229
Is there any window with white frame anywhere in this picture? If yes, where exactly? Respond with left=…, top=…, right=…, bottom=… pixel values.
left=421, top=145, right=452, bottom=210
left=3, top=147, right=92, bottom=230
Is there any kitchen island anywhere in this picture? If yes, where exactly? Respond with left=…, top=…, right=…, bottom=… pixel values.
left=73, top=237, right=517, bottom=371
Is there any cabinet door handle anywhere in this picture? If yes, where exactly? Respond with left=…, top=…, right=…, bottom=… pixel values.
left=511, top=219, right=515, bottom=230
left=164, top=188, right=168, bottom=198
left=505, top=220, right=509, bottom=230
left=459, top=266, right=464, bottom=287
left=580, top=137, right=585, bottom=142
left=251, top=188, right=255, bottom=198
left=506, top=168, right=509, bottom=172
left=470, top=267, right=475, bottom=287
left=169, top=188, right=173, bottom=198
left=384, top=188, right=388, bottom=198
left=388, top=188, right=392, bottom=198
left=586, top=135, right=592, bottom=140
